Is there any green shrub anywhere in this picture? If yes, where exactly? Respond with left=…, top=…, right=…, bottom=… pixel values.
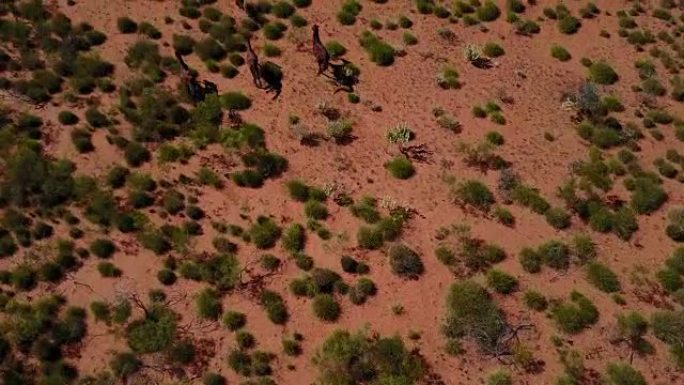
left=487, top=370, right=512, bottom=385
left=221, top=92, right=252, bottom=110
left=486, top=269, right=518, bottom=294
left=325, top=41, right=347, bottom=58
left=85, top=108, right=110, bottom=127
left=586, top=262, right=620, bottom=293
left=110, top=352, right=141, bottom=379
left=538, top=240, right=570, bottom=270
left=605, top=362, right=647, bottom=385
left=545, top=207, right=571, bottom=229
left=305, top=200, right=329, bottom=219
left=589, top=61, right=619, bottom=85
left=58, top=111, right=79, bottom=125
left=551, top=45, right=571, bottom=61
left=263, top=22, right=286, bottom=40
left=202, top=372, right=226, bottom=385
left=558, top=15, right=581, bottom=34
left=286, top=180, right=310, bottom=202
left=359, top=31, right=395, bottom=66
left=235, top=330, right=255, bottom=349
left=293, top=0, right=311, bottom=7
left=313, top=330, right=422, bottom=385
left=222, top=310, right=246, bottom=331
left=157, top=269, right=177, bottom=286
left=117, top=17, right=137, bottom=33
left=385, top=156, right=415, bottom=179
left=312, top=294, right=341, bottom=321
left=389, top=244, right=424, bottom=279
left=630, top=177, right=667, bottom=214
left=519, top=247, right=541, bottom=273
left=453, top=180, right=495, bottom=211
left=657, top=268, right=682, bottom=292
left=357, top=226, right=383, bottom=250
left=97, top=262, right=122, bottom=277
left=282, top=223, right=305, bottom=253
left=259, top=289, right=288, bottom=324
left=483, top=42, right=504, bottom=57
left=550, top=291, right=599, bottom=334
left=124, top=142, right=151, bottom=167
left=272, top=1, right=295, bottom=18
left=249, top=216, right=281, bottom=249
left=196, top=288, right=222, bottom=320
left=476, top=1, right=501, bottom=21
left=90, top=238, right=116, bottom=258
left=443, top=280, right=506, bottom=351
left=523, top=290, right=547, bottom=311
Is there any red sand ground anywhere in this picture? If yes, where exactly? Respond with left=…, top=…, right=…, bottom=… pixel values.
left=2, top=0, right=684, bottom=384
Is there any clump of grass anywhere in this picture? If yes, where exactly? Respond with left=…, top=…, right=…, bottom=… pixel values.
left=551, top=45, right=571, bottom=61
left=359, top=31, right=395, bottom=66
left=436, top=66, right=460, bottom=89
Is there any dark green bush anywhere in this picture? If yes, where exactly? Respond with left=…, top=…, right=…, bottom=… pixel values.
left=58, top=111, right=79, bottom=125
left=124, top=142, right=151, bottom=167
left=157, top=269, right=177, bottom=286
left=605, top=362, right=647, bottom=385
left=110, top=352, right=141, bottom=379
left=89, top=238, right=116, bottom=258
left=117, top=17, right=137, bottom=33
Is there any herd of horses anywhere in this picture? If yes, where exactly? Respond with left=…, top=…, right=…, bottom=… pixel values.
left=177, top=7, right=360, bottom=104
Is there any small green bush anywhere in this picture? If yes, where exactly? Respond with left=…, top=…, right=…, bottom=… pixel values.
left=196, top=288, right=222, bottom=320
left=551, top=45, right=571, bottom=61
left=483, top=42, right=504, bottom=57
left=586, top=262, right=620, bottom=293
left=589, top=61, right=619, bottom=85
left=222, top=310, right=246, bottom=331
left=117, top=17, right=137, bottom=33
left=477, top=1, right=501, bottom=22
left=486, top=269, right=518, bottom=294
left=89, top=238, right=116, bottom=258
left=385, top=156, right=415, bottom=179
left=221, top=92, right=252, bottom=110
left=282, top=223, right=305, bottom=253
left=545, top=207, right=571, bottom=229
left=312, top=294, right=341, bottom=321
left=558, top=15, right=581, bottom=34
left=453, top=180, right=495, bottom=211
left=523, top=290, right=548, bottom=311
left=325, top=41, right=347, bottom=58
left=249, top=216, right=281, bottom=249
left=58, top=111, right=79, bottom=125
